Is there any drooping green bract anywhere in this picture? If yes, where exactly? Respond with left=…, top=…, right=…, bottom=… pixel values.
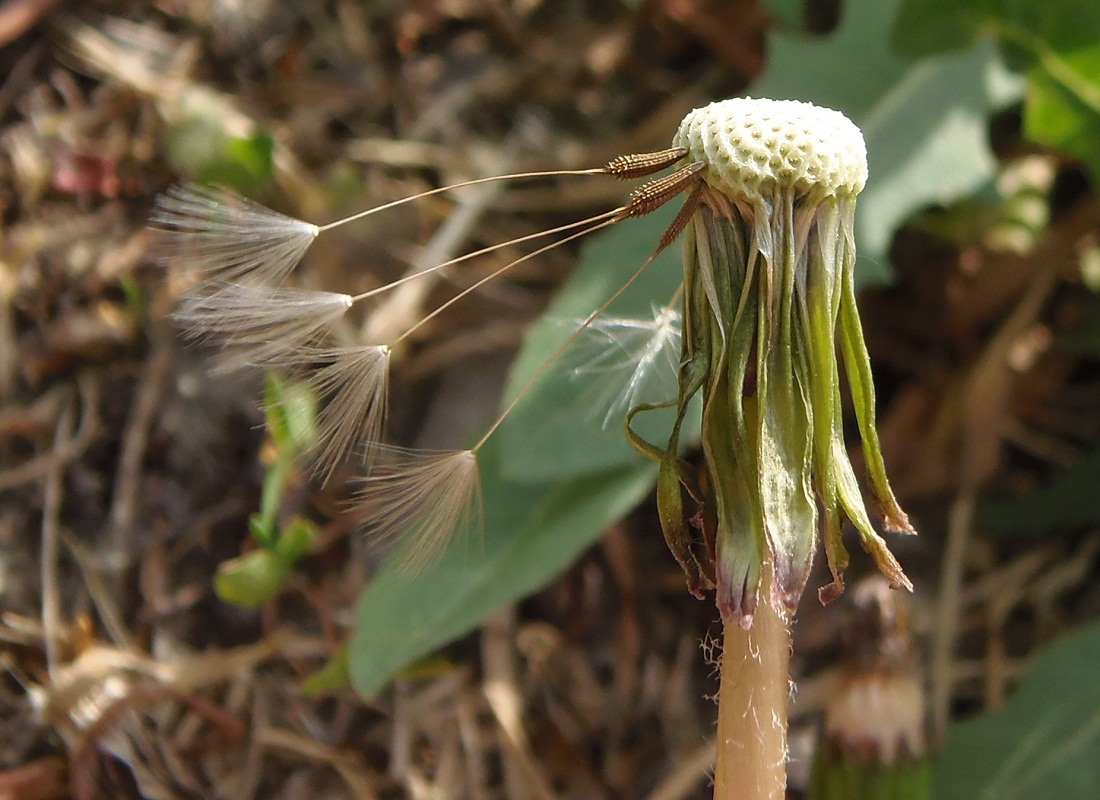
left=639, top=98, right=914, bottom=627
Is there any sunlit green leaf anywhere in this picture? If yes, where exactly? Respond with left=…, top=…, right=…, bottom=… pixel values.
left=894, top=0, right=1100, bottom=184
left=753, top=0, right=1012, bottom=285
left=348, top=441, right=657, bottom=698
left=935, top=621, right=1100, bottom=799
left=1024, top=45, right=1100, bottom=185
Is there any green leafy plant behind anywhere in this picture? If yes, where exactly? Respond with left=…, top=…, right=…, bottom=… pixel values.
left=979, top=447, right=1100, bottom=537
left=893, top=0, right=1100, bottom=185
left=348, top=441, right=656, bottom=698
left=935, top=621, right=1100, bottom=799
left=215, top=374, right=318, bottom=608
left=499, top=204, right=686, bottom=482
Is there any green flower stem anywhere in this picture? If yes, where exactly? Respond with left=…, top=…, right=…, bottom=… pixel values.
left=714, top=560, right=791, bottom=800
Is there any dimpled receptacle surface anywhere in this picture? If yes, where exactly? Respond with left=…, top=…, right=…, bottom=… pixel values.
left=673, top=97, right=868, bottom=199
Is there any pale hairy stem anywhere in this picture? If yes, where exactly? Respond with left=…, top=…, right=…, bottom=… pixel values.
left=713, top=562, right=791, bottom=800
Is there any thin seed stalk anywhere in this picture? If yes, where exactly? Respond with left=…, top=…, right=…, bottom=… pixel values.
left=714, top=561, right=791, bottom=800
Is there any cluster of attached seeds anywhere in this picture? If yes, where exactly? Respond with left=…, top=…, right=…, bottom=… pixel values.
left=673, top=97, right=868, bottom=199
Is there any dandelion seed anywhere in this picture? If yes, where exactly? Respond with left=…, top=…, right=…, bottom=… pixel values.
left=348, top=172, right=704, bottom=567
left=153, top=148, right=692, bottom=289
left=153, top=184, right=320, bottom=285
left=354, top=448, right=482, bottom=571
left=307, top=345, right=391, bottom=483
left=161, top=145, right=706, bottom=569
left=561, top=304, right=682, bottom=428
left=173, top=284, right=352, bottom=370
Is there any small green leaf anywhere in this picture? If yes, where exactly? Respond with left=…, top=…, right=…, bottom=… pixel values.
left=164, top=84, right=276, bottom=194
left=275, top=517, right=317, bottom=563
left=263, top=373, right=317, bottom=455
left=935, top=621, right=1100, bottom=799
left=215, top=548, right=291, bottom=608
left=302, top=645, right=351, bottom=696
left=255, top=460, right=289, bottom=543
left=348, top=441, right=657, bottom=698
left=248, top=511, right=276, bottom=549
left=217, top=135, right=275, bottom=185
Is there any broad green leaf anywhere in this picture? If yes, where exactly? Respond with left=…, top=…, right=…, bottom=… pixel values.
left=935, top=621, right=1100, bottom=799
left=498, top=203, right=686, bottom=482
left=980, top=447, right=1100, bottom=537
left=894, top=0, right=1100, bottom=184
left=1024, top=45, right=1100, bottom=186
left=761, top=0, right=805, bottom=30
left=753, top=0, right=1010, bottom=285
left=349, top=441, right=657, bottom=698
left=893, top=0, right=1100, bottom=59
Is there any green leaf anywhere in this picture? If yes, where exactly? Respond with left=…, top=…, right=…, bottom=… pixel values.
left=348, top=440, right=657, bottom=698
left=302, top=645, right=351, bottom=696
left=498, top=203, right=687, bottom=482
left=248, top=510, right=276, bottom=549
left=979, top=447, right=1100, bottom=537
left=215, top=548, right=291, bottom=608
left=752, top=0, right=1012, bottom=285
left=263, top=374, right=317, bottom=456
left=934, top=621, right=1100, bottom=799
left=256, top=460, right=290, bottom=543
left=165, top=87, right=276, bottom=195
left=760, top=0, right=805, bottom=30
left=893, top=0, right=1100, bottom=60
left=1024, top=44, right=1100, bottom=185
left=275, top=517, right=317, bottom=563
left=894, top=0, right=1100, bottom=185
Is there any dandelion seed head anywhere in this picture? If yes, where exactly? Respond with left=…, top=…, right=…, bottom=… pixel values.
left=308, top=345, right=391, bottom=483
left=354, top=448, right=482, bottom=572
left=173, top=284, right=352, bottom=370
left=562, top=305, right=682, bottom=427
left=152, top=184, right=319, bottom=284
left=673, top=98, right=867, bottom=200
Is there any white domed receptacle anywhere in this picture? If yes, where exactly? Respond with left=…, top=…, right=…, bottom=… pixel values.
left=673, top=97, right=868, bottom=201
